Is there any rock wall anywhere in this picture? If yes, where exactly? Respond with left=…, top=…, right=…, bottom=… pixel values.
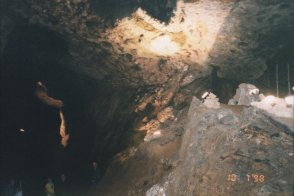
left=168, top=97, right=293, bottom=195
left=1, top=0, right=293, bottom=87
left=92, top=97, right=294, bottom=195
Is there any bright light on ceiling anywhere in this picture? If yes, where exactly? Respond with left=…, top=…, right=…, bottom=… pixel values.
left=106, top=0, right=232, bottom=71
left=149, top=35, right=179, bottom=55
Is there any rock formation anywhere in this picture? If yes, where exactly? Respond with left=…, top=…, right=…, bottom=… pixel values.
left=203, top=92, right=221, bottom=109
left=90, top=96, right=293, bottom=195
left=228, top=83, right=260, bottom=106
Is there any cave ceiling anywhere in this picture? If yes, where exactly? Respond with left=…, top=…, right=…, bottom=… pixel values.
left=2, top=0, right=294, bottom=88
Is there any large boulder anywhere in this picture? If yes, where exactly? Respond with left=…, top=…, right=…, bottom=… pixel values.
left=228, top=83, right=260, bottom=106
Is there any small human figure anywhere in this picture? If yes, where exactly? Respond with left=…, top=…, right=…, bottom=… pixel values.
left=45, top=178, right=55, bottom=196
left=60, top=174, right=66, bottom=183
left=13, top=181, right=23, bottom=196
left=57, top=174, right=67, bottom=196
left=91, top=162, right=101, bottom=184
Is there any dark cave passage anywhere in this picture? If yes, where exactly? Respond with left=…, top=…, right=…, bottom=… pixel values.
left=1, top=25, right=69, bottom=186
left=0, top=25, right=141, bottom=194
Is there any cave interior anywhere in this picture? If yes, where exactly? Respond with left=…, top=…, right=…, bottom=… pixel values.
left=1, top=0, right=294, bottom=195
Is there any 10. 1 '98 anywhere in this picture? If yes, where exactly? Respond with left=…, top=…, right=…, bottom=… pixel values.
left=227, top=174, right=265, bottom=182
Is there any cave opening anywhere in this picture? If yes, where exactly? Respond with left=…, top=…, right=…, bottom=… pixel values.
left=1, top=25, right=69, bottom=188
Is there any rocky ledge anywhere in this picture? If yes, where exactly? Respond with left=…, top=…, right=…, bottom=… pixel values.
left=91, top=95, right=293, bottom=195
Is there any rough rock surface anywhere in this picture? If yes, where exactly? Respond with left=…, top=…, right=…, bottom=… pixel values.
left=156, top=107, right=175, bottom=123
left=91, top=97, right=294, bottom=195
left=251, top=96, right=294, bottom=132
left=2, top=0, right=294, bottom=87
left=203, top=92, right=220, bottom=109
left=228, top=83, right=260, bottom=106
left=168, top=98, right=293, bottom=195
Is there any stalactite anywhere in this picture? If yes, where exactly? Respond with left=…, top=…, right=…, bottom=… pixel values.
left=35, top=81, right=69, bottom=147
left=35, top=81, right=63, bottom=109
left=59, top=110, right=70, bottom=147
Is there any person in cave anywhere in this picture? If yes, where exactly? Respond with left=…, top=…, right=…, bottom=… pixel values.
left=91, top=162, right=101, bottom=184
left=45, top=178, right=55, bottom=196
left=13, top=180, right=23, bottom=196
left=60, top=174, right=66, bottom=184
left=56, top=174, right=68, bottom=196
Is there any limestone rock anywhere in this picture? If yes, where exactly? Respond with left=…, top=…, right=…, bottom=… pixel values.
left=251, top=95, right=294, bottom=131
left=180, top=74, right=196, bottom=87
left=144, top=130, right=162, bottom=142
left=203, top=92, right=220, bottom=109
left=218, top=111, right=239, bottom=125
left=137, top=119, right=161, bottom=132
left=90, top=97, right=293, bottom=196
left=157, top=107, right=175, bottom=123
left=167, top=97, right=294, bottom=195
left=228, top=83, right=260, bottom=106
left=146, top=184, right=166, bottom=196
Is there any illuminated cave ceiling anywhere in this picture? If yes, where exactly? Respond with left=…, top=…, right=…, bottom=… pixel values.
left=2, top=0, right=294, bottom=87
